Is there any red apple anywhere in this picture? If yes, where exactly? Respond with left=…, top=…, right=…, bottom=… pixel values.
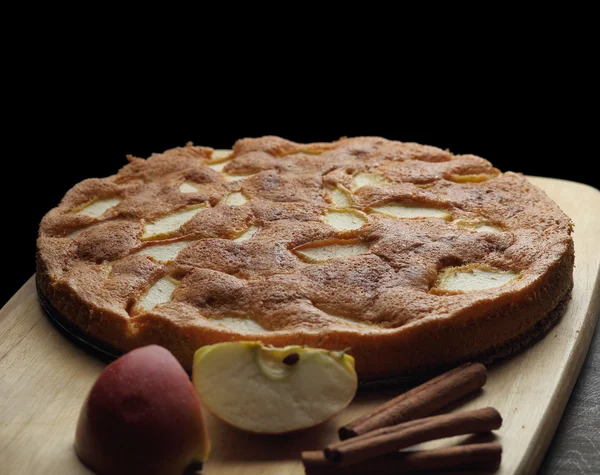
left=74, top=345, right=210, bottom=475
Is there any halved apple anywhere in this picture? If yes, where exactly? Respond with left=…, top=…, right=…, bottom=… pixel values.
left=74, top=345, right=210, bottom=475
left=192, top=342, right=358, bottom=434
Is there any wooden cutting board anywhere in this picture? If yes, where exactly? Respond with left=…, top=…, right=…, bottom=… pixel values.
left=1, top=176, right=599, bottom=475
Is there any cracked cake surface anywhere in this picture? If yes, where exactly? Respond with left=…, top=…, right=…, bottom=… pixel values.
left=37, top=136, right=574, bottom=379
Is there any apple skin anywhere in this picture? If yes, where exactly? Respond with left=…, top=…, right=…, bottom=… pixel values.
left=74, top=345, right=210, bottom=475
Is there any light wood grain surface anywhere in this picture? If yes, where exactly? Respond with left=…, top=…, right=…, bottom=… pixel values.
left=1, top=177, right=599, bottom=475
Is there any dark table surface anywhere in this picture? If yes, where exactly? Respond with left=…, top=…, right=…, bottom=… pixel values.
left=538, top=313, right=600, bottom=474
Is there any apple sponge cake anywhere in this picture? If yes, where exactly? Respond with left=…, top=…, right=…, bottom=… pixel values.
left=36, top=136, right=574, bottom=380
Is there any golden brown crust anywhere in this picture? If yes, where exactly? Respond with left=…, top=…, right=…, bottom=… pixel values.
left=36, top=136, right=574, bottom=379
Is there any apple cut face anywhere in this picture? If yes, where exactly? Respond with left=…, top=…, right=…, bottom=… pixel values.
left=179, top=182, right=201, bottom=193
left=142, top=205, right=207, bottom=240
left=135, top=277, right=179, bottom=312
left=73, top=197, right=121, bottom=218
left=351, top=172, right=392, bottom=190
left=368, top=202, right=451, bottom=220
left=192, top=342, right=358, bottom=434
left=137, top=241, right=192, bottom=263
left=233, top=225, right=259, bottom=243
left=328, top=185, right=353, bottom=208
left=456, top=220, right=503, bottom=233
left=323, top=209, right=368, bottom=231
left=206, top=150, right=233, bottom=172
left=293, top=239, right=370, bottom=263
left=222, top=191, right=248, bottom=206
left=433, top=265, right=520, bottom=293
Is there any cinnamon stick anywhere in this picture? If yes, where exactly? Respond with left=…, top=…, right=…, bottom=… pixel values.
left=302, top=441, right=502, bottom=474
left=339, top=362, right=487, bottom=440
left=326, top=407, right=502, bottom=466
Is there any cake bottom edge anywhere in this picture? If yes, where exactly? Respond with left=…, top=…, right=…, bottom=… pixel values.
left=36, top=273, right=573, bottom=389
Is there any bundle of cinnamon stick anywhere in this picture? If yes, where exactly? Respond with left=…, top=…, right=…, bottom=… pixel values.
left=302, top=362, right=502, bottom=474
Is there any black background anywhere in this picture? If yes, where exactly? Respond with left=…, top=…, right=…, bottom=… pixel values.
left=3, top=33, right=596, bottom=308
